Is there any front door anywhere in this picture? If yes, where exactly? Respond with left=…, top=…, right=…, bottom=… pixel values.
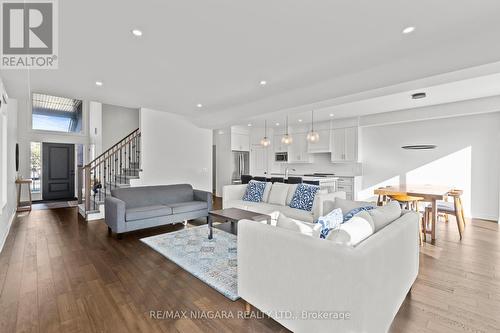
left=42, top=143, right=75, bottom=200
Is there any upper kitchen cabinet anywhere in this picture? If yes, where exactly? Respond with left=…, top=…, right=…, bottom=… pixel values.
left=307, top=128, right=331, bottom=153
left=331, top=127, right=358, bottom=162
left=273, top=134, right=288, bottom=153
left=231, top=127, right=250, bottom=151
left=288, top=132, right=311, bottom=163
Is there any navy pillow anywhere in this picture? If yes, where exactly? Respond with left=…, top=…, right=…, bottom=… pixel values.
left=289, top=183, right=320, bottom=211
left=242, top=180, right=267, bottom=202
left=343, top=206, right=375, bottom=222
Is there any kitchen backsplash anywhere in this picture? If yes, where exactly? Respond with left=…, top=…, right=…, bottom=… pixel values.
left=277, top=153, right=362, bottom=176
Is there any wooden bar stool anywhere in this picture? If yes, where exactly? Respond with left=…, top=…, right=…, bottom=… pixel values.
left=389, top=194, right=425, bottom=245
left=15, top=178, right=33, bottom=212
left=425, top=189, right=465, bottom=240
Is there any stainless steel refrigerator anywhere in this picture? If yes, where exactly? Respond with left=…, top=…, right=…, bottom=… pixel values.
left=231, top=151, right=249, bottom=184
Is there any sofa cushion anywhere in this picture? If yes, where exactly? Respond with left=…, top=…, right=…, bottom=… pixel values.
left=326, top=211, right=375, bottom=246
left=242, top=180, right=267, bottom=202
left=328, top=197, right=376, bottom=216
left=126, top=205, right=172, bottom=221
left=169, top=201, right=208, bottom=214
left=267, top=183, right=289, bottom=206
left=289, top=184, right=320, bottom=211
left=279, top=205, right=314, bottom=223
left=276, top=213, right=322, bottom=237
left=369, top=201, right=402, bottom=231
left=112, top=184, right=194, bottom=208
left=262, top=182, right=273, bottom=202
left=343, top=206, right=375, bottom=222
left=285, top=184, right=298, bottom=205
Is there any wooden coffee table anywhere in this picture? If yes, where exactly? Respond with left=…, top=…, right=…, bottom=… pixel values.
left=208, top=208, right=271, bottom=239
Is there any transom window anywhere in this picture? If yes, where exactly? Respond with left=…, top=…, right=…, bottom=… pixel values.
left=32, top=93, right=83, bottom=133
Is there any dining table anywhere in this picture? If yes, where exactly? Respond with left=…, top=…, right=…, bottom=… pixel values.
left=374, top=185, right=454, bottom=241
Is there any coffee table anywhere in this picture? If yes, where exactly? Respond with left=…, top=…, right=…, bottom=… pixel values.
left=208, top=208, right=271, bottom=239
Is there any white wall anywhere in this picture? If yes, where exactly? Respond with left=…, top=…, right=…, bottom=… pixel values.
left=0, top=97, right=18, bottom=252
left=359, top=112, right=500, bottom=220
left=88, top=101, right=102, bottom=157
left=136, top=108, right=212, bottom=191
left=102, top=104, right=139, bottom=151
left=213, top=128, right=231, bottom=197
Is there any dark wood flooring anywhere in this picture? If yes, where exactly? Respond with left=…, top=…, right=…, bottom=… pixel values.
left=0, top=199, right=499, bottom=332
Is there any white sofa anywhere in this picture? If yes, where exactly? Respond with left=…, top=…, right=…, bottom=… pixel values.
left=223, top=183, right=346, bottom=223
left=238, top=210, right=419, bottom=333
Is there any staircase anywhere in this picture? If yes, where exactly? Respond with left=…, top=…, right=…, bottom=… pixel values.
left=78, top=128, right=141, bottom=220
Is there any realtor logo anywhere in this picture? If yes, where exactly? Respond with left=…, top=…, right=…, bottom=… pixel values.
left=1, top=0, right=58, bottom=68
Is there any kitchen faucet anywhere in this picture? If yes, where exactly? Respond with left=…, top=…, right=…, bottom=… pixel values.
left=284, top=167, right=296, bottom=179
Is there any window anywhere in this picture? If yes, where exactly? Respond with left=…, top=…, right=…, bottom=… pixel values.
left=30, top=142, right=41, bottom=193
left=32, top=93, right=83, bottom=133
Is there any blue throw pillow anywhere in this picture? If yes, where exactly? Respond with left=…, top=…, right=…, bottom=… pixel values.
left=289, top=183, right=320, bottom=211
left=316, top=208, right=343, bottom=239
left=343, top=206, right=375, bottom=222
left=242, top=180, right=267, bottom=202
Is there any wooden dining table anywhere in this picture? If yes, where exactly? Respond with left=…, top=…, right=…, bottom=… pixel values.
left=374, top=185, right=453, bottom=241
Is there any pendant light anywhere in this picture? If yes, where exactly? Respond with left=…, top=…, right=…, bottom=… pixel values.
left=306, top=110, right=320, bottom=143
left=281, top=115, right=293, bottom=145
left=260, top=120, right=271, bottom=147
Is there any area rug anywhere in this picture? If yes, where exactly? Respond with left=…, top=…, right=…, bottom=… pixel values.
left=140, top=225, right=239, bottom=301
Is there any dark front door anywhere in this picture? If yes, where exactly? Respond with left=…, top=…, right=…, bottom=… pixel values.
left=42, top=143, right=75, bottom=200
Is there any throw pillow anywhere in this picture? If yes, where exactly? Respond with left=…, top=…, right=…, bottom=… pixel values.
left=316, top=208, right=343, bottom=239
left=276, top=213, right=322, bottom=237
left=343, top=206, right=375, bottom=222
left=242, top=180, right=267, bottom=202
left=289, top=183, right=320, bottom=211
left=326, top=211, right=375, bottom=246
left=267, top=183, right=289, bottom=206
left=368, top=201, right=402, bottom=231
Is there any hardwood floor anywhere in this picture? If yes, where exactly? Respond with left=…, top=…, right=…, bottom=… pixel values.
left=0, top=201, right=499, bottom=332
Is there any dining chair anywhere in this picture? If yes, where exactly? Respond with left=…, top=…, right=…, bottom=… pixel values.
left=270, top=177, right=284, bottom=183
left=424, top=189, right=465, bottom=240
left=389, top=194, right=425, bottom=245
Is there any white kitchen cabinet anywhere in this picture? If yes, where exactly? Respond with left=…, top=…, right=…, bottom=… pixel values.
left=331, top=127, right=358, bottom=162
left=231, top=132, right=250, bottom=151
left=288, top=132, right=311, bottom=163
left=307, top=129, right=331, bottom=153
left=273, top=135, right=288, bottom=153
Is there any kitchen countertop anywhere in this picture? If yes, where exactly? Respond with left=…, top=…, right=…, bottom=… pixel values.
left=256, top=173, right=339, bottom=182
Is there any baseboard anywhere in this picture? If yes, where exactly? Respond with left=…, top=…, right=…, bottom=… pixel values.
left=0, top=208, right=16, bottom=253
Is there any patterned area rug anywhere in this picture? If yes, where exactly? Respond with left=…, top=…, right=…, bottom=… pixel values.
left=140, top=225, right=239, bottom=301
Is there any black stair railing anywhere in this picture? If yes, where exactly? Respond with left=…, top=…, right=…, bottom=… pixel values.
left=79, top=128, right=141, bottom=212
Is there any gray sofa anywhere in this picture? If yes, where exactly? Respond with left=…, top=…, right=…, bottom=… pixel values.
left=105, top=184, right=212, bottom=238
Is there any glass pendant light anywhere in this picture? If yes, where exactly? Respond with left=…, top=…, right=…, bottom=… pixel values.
left=306, top=110, right=320, bottom=143
left=281, top=115, right=293, bottom=145
left=260, top=120, right=271, bottom=147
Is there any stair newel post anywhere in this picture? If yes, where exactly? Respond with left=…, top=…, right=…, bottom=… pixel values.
left=84, top=166, right=91, bottom=212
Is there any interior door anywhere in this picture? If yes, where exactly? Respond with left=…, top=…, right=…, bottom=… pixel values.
left=42, top=143, right=75, bottom=200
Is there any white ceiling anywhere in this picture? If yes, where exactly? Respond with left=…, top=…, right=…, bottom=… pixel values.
left=2, top=0, right=500, bottom=129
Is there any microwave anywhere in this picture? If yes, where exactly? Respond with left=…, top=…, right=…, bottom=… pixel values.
left=275, top=152, right=288, bottom=162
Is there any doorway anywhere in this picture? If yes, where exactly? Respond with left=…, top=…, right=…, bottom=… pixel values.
left=42, top=143, right=75, bottom=200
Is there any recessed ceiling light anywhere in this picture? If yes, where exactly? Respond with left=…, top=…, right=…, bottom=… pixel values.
left=247, top=123, right=252, bottom=127
left=329, top=113, right=334, bottom=117
left=298, top=119, right=302, bottom=122
left=275, top=122, right=280, bottom=126
left=402, top=26, right=415, bottom=34
left=259, top=80, right=267, bottom=86
left=131, top=29, right=143, bottom=37
left=95, top=81, right=103, bottom=86
left=196, top=103, right=203, bottom=108
left=411, top=92, right=426, bottom=99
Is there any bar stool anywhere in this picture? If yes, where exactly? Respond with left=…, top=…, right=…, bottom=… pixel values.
left=286, top=177, right=303, bottom=184
left=241, top=175, right=253, bottom=184
left=253, top=176, right=267, bottom=182
left=425, top=189, right=465, bottom=240
left=389, top=194, right=425, bottom=245
left=270, top=177, right=284, bottom=183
